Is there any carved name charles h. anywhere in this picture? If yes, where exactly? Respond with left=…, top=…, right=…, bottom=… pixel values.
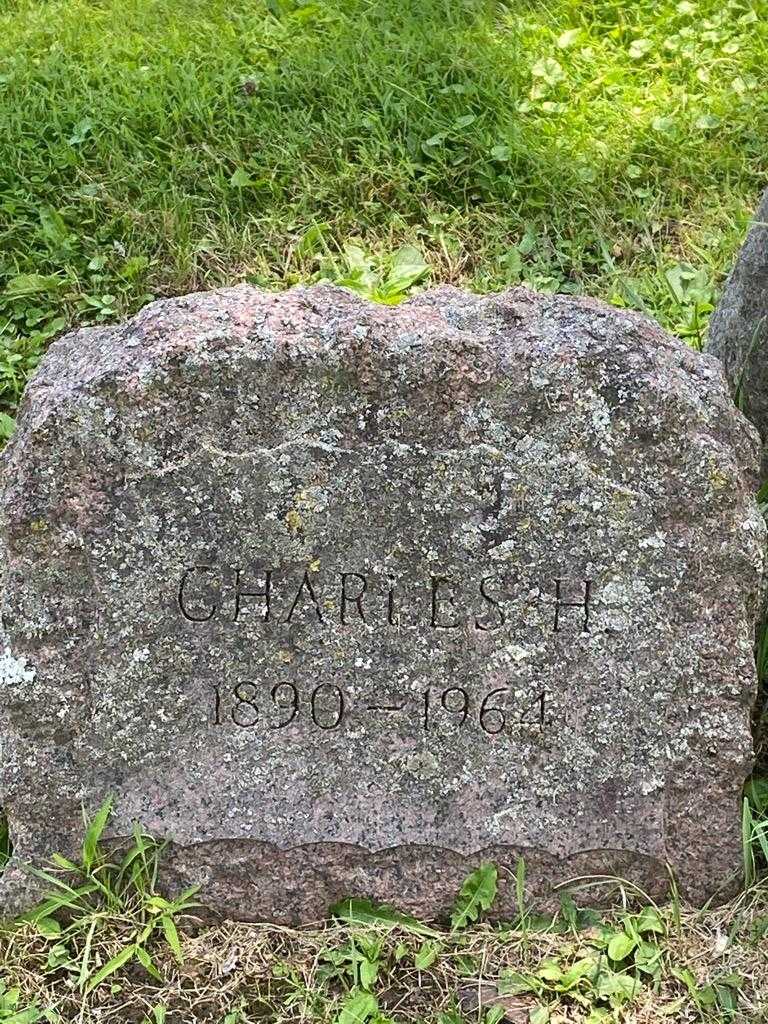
left=176, top=564, right=592, bottom=633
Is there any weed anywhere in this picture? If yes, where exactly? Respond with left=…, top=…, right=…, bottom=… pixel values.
left=450, top=863, right=498, bottom=932
left=18, top=798, right=198, bottom=994
left=672, top=966, right=746, bottom=1021
left=2, top=862, right=768, bottom=1022
left=0, top=978, right=45, bottom=1023
left=319, top=244, right=430, bottom=304
left=497, top=903, right=670, bottom=1019
left=331, top=898, right=441, bottom=937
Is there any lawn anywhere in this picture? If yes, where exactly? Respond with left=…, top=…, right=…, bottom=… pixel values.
left=1, top=0, right=768, bottom=432
left=2, top=0, right=768, bottom=1020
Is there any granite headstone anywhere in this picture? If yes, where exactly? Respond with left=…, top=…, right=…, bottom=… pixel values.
left=0, top=284, right=763, bottom=920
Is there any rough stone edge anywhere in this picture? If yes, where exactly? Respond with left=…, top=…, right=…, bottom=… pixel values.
left=14, top=283, right=726, bottom=403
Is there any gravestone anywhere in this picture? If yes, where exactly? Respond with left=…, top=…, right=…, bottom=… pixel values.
left=706, top=188, right=768, bottom=477
left=0, top=284, right=763, bottom=921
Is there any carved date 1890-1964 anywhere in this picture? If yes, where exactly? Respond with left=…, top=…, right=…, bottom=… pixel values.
left=177, top=565, right=592, bottom=634
left=211, top=680, right=549, bottom=735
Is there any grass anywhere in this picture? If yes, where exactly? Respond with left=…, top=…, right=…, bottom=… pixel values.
left=2, top=808, right=768, bottom=1023
left=15, top=798, right=199, bottom=999
left=3, top=896, right=768, bottom=1023
left=743, top=779, right=768, bottom=889
left=2, top=0, right=768, bottom=430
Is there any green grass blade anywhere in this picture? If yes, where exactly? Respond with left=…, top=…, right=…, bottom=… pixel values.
left=84, top=944, right=136, bottom=994
left=82, top=796, right=113, bottom=873
left=330, top=898, right=440, bottom=938
left=161, top=915, right=184, bottom=965
left=742, top=797, right=755, bottom=888
left=77, top=918, right=98, bottom=992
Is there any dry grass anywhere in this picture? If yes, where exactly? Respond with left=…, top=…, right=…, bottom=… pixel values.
left=2, top=883, right=768, bottom=1024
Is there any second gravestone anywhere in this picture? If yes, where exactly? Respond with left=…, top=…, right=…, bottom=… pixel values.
left=0, top=284, right=764, bottom=920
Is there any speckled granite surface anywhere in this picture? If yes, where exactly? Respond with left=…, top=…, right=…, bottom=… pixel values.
left=0, top=284, right=763, bottom=920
